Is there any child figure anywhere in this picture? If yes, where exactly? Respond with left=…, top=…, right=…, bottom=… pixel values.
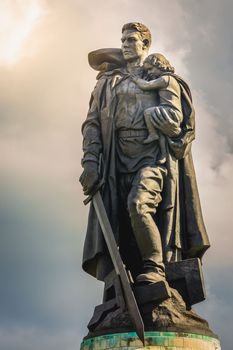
left=132, top=53, right=183, bottom=163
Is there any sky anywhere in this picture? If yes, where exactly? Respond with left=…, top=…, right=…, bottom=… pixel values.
left=0, top=0, right=233, bottom=349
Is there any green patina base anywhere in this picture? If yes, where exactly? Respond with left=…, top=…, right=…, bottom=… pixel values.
left=80, top=331, right=221, bottom=350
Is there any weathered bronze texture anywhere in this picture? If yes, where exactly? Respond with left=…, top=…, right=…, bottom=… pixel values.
left=91, top=191, right=145, bottom=343
left=80, top=22, right=214, bottom=342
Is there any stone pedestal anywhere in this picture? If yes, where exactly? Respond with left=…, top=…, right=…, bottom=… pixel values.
left=80, top=331, right=221, bottom=350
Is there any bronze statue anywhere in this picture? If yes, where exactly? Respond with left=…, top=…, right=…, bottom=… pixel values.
left=79, top=22, right=222, bottom=350
left=80, top=22, right=210, bottom=284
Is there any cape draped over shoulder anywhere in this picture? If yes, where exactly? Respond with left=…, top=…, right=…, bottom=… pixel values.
left=82, top=49, right=210, bottom=281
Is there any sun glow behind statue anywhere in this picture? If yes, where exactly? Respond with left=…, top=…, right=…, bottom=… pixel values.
left=0, top=0, right=44, bottom=67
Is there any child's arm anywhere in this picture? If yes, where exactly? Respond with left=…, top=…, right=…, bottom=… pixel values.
left=132, top=76, right=168, bottom=90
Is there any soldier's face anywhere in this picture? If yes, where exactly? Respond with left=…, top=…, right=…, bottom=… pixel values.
left=121, top=30, right=147, bottom=62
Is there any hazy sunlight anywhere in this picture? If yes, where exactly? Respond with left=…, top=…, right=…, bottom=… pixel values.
left=0, top=0, right=44, bottom=66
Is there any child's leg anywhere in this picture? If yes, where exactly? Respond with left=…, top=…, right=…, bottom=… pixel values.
left=157, top=133, right=166, bottom=164
left=143, top=112, right=159, bottom=144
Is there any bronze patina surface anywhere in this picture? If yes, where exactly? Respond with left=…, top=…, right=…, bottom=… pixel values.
left=79, top=22, right=218, bottom=346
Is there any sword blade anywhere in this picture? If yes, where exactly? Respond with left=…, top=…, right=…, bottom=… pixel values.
left=92, top=191, right=145, bottom=345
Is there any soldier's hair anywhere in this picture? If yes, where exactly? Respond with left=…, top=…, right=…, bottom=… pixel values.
left=144, top=53, right=175, bottom=73
left=122, top=22, right=152, bottom=48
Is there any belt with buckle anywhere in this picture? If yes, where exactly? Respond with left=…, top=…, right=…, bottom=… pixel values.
left=117, top=129, right=148, bottom=138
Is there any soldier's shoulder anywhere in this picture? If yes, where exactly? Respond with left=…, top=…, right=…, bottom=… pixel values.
left=96, top=69, right=123, bottom=81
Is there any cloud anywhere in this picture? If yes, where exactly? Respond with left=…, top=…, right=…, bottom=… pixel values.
left=0, top=0, right=45, bottom=66
left=191, top=90, right=233, bottom=268
left=195, top=269, right=233, bottom=350
left=178, top=0, right=233, bottom=148
left=0, top=327, right=81, bottom=350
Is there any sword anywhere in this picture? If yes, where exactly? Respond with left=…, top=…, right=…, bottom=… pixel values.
left=84, top=189, right=145, bottom=345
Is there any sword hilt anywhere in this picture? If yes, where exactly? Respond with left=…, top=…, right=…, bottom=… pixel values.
left=83, top=179, right=105, bottom=205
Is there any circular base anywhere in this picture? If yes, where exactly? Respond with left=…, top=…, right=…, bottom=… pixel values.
left=80, top=331, right=221, bottom=350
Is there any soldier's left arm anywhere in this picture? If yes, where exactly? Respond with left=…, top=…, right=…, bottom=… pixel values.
left=149, top=107, right=195, bottom=159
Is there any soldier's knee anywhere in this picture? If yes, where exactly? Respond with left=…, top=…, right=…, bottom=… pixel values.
left=127, top=193, right=157, bottom=218
left=127, top=185, right=164, bottom=218
left=128, top=197, right=143, bottom=218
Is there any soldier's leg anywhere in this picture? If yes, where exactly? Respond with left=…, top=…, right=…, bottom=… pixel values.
left=117, top=174, right=142, bottom=280
left=127, top=165, right=167, bottom=283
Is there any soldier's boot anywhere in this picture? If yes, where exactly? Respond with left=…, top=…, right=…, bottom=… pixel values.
left=136, top=260, right=165, bottom=284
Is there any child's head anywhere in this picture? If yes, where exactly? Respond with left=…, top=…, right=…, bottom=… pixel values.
left=143, top=53, right=175, bottom=78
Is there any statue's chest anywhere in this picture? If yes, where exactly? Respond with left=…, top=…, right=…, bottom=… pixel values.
left=115, top=78, right=158, bottom=112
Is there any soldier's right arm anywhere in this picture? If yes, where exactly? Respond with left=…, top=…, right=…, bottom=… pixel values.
left=81, top=89, right=103, bottom=166
left=80, top=87, right=103, bottom=195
